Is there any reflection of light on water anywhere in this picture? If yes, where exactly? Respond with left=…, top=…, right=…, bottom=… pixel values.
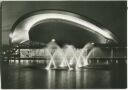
left=47, top=70, right=55, bottom=89
left=46, top=70, right=113, bottom=89
left=76, top=71, right=82, bottom=88
left=24, top=70, right=33, bottom=88
left=67, top=71, right=75, bottom=88
left=83, top=70, right=111, bottom=88
left=47, top=70, right=76, bottom=89
left=3, top=61, right=117, bottom=89
left=60, top=71, right=66, bottom=88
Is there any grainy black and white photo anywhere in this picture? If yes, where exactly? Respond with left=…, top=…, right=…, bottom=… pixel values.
left=1, top=1, right=127, bottom=89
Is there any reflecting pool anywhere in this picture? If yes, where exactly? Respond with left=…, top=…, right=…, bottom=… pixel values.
left=1, top=61, right=127, bottom=89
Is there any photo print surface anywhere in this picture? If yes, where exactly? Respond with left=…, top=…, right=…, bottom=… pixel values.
left=1, top=1, right=127, bottom=89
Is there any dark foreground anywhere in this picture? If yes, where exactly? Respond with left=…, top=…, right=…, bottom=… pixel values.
left=1, top=61, right=127, bottom=89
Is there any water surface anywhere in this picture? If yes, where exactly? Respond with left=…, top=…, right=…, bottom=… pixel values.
left=1, top=61, right=127, bottom=89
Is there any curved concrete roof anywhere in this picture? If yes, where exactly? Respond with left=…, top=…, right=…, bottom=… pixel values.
left=9, top=10, right=118, bottom=44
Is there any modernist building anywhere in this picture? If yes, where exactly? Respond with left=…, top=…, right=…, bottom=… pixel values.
left=1, top=1, right=127, bottom=89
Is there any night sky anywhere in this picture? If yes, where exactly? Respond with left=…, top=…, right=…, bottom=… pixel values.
left=2, top=1, right=127, bottom=47
left=29, top=21, right=106, bottom=48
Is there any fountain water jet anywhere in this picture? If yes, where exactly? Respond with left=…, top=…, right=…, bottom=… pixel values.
left=83, top=48, right=97, bottom=66
left=45, top=49, right=57, bottom=70
left=62, top=45, right=76, bottom=66
left=45, top=41, right=95, bottom=70
left=76, top=49, right=84, bottom=69
left=82, top=43, right=95, bottom=66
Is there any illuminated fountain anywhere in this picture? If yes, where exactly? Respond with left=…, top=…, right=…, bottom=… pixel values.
left=60, top=45, right=76, bottom=69
left=82, top=42, right=95, bottom=66
left=45, top=48, right=57, bottom=70
left=45, top=39, right=95, bottom=70
left=45, top=39, right=73, bottom=70
left=45, top=39, right=61, bottom=70
left=9, top=38, right=95, bottom=70
left=75, top=49, right=85, bottom=69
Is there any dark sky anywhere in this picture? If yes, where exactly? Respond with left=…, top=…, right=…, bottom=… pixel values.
left=2, top=1, right=127, bottom=46
left=29, top=21, right=106, bottom=48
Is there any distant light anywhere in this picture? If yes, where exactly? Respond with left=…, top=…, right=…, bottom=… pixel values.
left=65, top=45, right=74, bottom=48
left=3, top=52, right=6, bottom=54
left=51, top=39, right=55, bottom=42
left=91, top=42, right=95, bottom=44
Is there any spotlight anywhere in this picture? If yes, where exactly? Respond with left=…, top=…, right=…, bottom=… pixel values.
left=51, top=39, right=55, bottom=42
left=91, top=42, right=95, bottom=45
